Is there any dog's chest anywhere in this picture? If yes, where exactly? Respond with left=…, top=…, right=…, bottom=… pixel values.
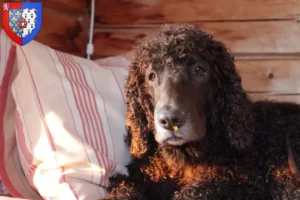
left=146, top=178, right=180, bottom=200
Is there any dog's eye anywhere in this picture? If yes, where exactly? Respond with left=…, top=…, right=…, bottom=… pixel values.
left=148, top=72, right=156, bottom=82
left=195, top=66, right=206, bottom=75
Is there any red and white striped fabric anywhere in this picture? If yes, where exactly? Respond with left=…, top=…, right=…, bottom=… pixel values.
left=0, top=29, right=132, bottom=200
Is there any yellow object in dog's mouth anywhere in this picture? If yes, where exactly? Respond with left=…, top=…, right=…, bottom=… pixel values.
left=173, top=126, right=179, bottom=131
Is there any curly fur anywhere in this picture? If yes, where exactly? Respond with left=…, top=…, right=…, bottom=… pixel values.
left=102, top=24, right=300, bottom=200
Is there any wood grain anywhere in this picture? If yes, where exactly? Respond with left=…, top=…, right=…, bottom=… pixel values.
left=237, top=60, right=300, bottom=93
left=34, top=9, right=87, bottom=57
left=249, top=93, right=300, bottom=103
left=93, top=21, right=300, bottom=58
left=239, top=59, right=300, bottom=103
left=31, top=0, right=87, bottom=16
left=95, top=0, right=300, bottom=24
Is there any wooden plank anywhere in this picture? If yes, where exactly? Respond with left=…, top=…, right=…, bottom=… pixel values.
left=233, top=53, right=300, bottom=61
left=249, top=93, right=300, bottom=104
left=34, top=9, right=87, bottom=57
left=93, top=21, right=300, bottom=58
left=95, top=0, right=300, bottom=24
left=31, top=0, right=87, bottom=16
left=237, top=60, right=300, bottom=93
left=240, top=60, right=300, bottom=103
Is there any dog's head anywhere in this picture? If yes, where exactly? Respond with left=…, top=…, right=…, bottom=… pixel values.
left=148, top=51, right=212, bottom=146
left=125, top=24, right=255, bottom=160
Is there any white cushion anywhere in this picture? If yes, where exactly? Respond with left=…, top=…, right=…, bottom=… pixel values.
left=0, top=29, right=131, bottom=200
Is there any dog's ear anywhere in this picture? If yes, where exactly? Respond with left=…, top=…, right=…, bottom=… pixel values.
left=208, top=41, right=255, bottom=153
left=124, top=59, right=156, bottom=159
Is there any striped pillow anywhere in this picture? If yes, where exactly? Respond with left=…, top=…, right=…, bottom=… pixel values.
left=0, top=30, right=131, bottom=199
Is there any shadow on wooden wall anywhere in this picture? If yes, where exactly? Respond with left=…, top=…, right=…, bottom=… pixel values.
left=1, top=0, right=300, bottom=103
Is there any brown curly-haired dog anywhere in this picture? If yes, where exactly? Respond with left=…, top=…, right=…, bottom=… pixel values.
left=102, top=24, right=300, bottom=200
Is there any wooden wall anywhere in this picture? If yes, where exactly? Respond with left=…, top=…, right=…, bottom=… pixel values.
left=1, top=0, right=300, bottom=103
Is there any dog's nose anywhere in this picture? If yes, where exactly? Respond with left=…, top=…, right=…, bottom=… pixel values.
left=157, top=110, right=184, bottom=130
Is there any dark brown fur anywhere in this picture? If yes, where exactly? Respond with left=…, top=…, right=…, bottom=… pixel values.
left=102, top=24, right=300, bottom=200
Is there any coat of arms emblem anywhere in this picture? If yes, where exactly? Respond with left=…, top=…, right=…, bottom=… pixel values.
left=2, top=2, right=42, bottom=46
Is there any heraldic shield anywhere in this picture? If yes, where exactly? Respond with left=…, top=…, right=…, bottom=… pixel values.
left=2, top=2, right=42, bottom=46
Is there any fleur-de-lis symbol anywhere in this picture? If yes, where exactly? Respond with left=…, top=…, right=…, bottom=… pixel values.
left=11, top=17, right=17, bottom=22
left=16, top=11, right=21, bottom=17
